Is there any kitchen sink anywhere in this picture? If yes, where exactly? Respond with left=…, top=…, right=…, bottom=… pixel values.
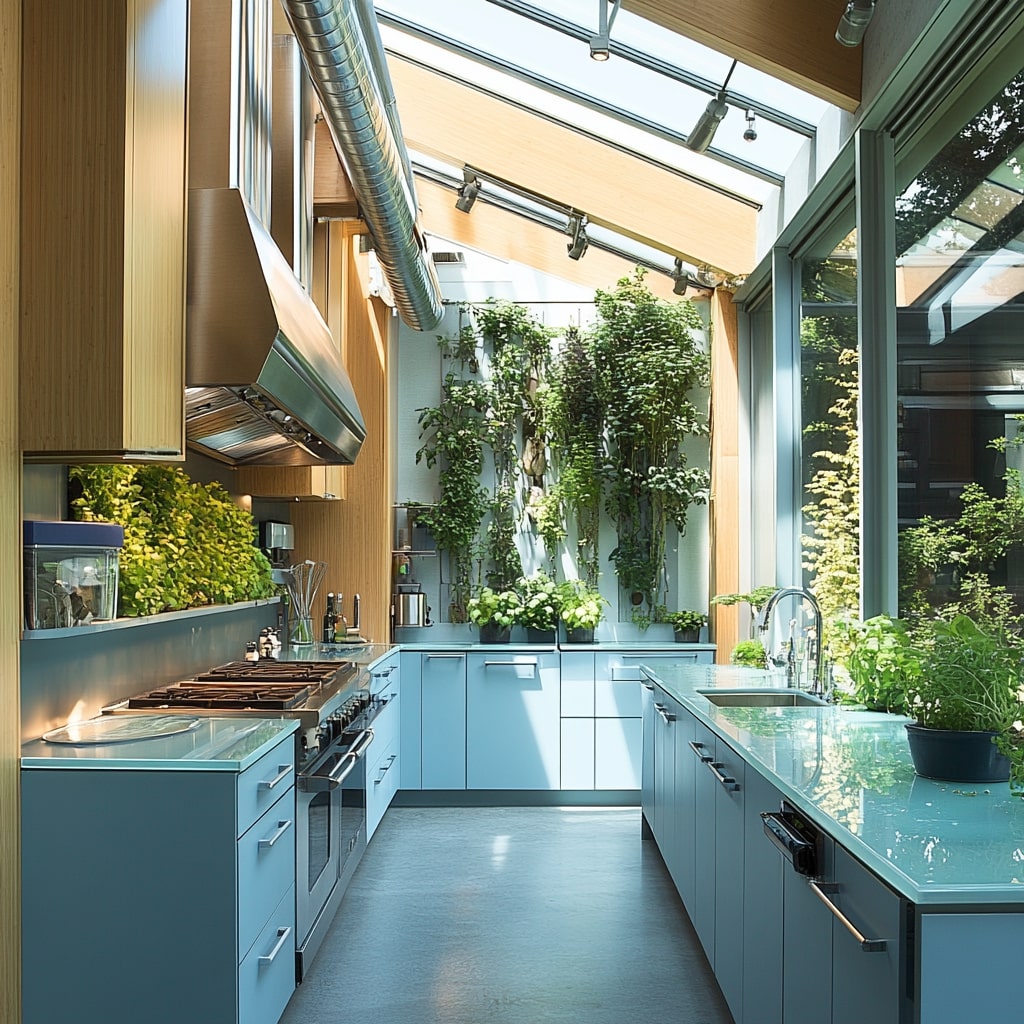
left=697, top=688, right=828, bottom=708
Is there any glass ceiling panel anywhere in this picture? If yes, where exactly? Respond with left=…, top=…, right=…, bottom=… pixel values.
left=382, top=26, right=773, bottom=204
left=374, top=0, right=827, bottom=186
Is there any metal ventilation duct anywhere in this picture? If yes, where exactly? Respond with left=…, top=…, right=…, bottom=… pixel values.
left=281, top=0, right=443, bottom=332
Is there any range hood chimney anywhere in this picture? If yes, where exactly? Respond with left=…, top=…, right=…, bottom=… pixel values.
left=185, top=0, right=365, bottom=466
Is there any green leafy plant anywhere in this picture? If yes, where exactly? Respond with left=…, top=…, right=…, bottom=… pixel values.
left=556, top=578, right=607, bottom=631
left=516, top=570, right=560, bottom=632
left=666, top=610, right=708, bottom=634
left=831, top=615, right=921, bottom=711
left=730, top=638, right=768, bottom=668
left=590, top=269, right=710, bottom=609
left=904, top=614, right=1024, bottom=734
left=69, top=464, right=275, bottom=617
left=466, top=586, right=523, bottom=628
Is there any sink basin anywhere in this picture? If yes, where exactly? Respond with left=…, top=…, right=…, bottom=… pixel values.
left=697, top=688, right=828, bottom=708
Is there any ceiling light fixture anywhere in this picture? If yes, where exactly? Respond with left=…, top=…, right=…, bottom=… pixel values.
left=685, top=60, right=736, bottom=153
left=743, top=110, right=757, bottom=142
left=566, top=214, right=589, bottom=260
left=589, top=0, right=622, bottom=61
left=455, top=173, right=481, bottom=213
left=835, top=0, right=876, bottom=46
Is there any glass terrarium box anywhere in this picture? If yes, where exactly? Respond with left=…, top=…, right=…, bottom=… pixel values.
left=23, top=520, right=124, bottom=629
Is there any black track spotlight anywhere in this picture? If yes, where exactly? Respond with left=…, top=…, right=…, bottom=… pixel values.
left=835, top=0, right=876, bottom=46
left=566, top=214, right=589, bottom=260
left=671, top=258, right=689, bottom=296
left=743, top=109, right=757, bottom=142
left=589, top=0, right=621, bottom=61
left=685, top=60, right=736, bottom=153
left=455, top=175, right=481, bottom=213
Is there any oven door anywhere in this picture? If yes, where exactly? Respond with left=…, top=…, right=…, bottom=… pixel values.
left=295, top=728, right=373, bottom=978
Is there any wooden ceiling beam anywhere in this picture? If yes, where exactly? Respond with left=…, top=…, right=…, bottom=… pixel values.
left=389, top=55, right=758, bottom=276
left=621, top=0, right=862, bottom=112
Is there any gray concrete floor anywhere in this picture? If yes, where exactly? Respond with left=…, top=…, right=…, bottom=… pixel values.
left=280, top=806, right=733, bottom=1024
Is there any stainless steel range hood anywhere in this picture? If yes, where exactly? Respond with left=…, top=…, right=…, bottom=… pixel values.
left=185, top=187, right=366, bottom=466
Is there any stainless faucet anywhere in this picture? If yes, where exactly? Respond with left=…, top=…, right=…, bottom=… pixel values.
left=757, top=587, right=828, bottom=698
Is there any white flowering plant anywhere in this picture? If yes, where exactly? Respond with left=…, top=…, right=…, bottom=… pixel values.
left=516, top=570, right=560, bottom=632
left=467, top=586, right=522, bottom=628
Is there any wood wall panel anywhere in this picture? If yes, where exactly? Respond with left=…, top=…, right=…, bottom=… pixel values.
left=313, top=120, right=359, bottom=218
left=710, top=290, right=741, bottom=664
left=292, top=224, right=392, bottom=644
left=389, top=55, right=758, bottom=277
left=1, top=0, right=20, bottom=1015
left=622, top=0, right=862, bottom=111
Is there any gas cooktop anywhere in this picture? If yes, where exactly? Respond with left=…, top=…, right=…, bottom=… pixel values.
left=195, top=661, right=345, bottom=683
left=128, top=683, right=312, bottom=711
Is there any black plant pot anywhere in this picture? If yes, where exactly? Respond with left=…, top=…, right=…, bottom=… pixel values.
left=526, top=627, right=557, bottom=645
left=673, top=628, right=700, bottom=643
left=905, top=723, right=1010, bottom=782
left=564, top=627, right=595, bottom=644
left=478, top=623, right=511, bottom=644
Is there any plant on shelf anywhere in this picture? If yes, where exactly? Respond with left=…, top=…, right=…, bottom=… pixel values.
left=591, top=269, right=710, bottom=611
left=903, top=614, right=1024, bottom=786
left=516, top=569, right=560, bottom=640
left=556, top=578, right=606, bottom=642
left=665, top=609, right=707, bottom=642
left=830, top=614, right=921, bottom=711
left=466, top=586, right=523, bottom=643
left=729, top=638, right=768, bottom=669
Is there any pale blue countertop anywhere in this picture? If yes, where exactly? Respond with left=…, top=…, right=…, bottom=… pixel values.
left=644, top=663, right=1024, bottom=906
left=21, top=716, right=298, bottom=771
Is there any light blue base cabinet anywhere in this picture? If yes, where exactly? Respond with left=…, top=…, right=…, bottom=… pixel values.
left=467, top=650, right=561, bottom=789
left=22, top=730, right=298, bottom=1024
left=367, top=651, right=401, bottom=839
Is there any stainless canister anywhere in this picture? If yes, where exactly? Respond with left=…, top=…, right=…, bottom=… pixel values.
left=392, top=592, right=427, bottom=627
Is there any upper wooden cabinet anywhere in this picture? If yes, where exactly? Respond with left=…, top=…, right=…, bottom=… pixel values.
left=20, top=0, right=188, bottom=461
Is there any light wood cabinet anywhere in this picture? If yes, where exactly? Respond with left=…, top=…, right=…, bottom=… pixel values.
left=20, top=0, right=188, bottom=460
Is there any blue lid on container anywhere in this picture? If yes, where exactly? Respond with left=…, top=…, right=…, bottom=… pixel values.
left=23, top=520, right=124, bottom=549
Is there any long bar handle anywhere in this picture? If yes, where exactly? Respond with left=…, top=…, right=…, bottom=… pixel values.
left=707, top=761, right=740, bottom=791
left=258, top=764, right=293, bottom=790
left=372, top=665, right=396, bottom=678
left=483, top=659, right=538, bottom=673
left=347, top=728, right=374, bottom=760
left=654, top=702, right=675, bottom=724
left=258, top=818, right=293, bottom=850
left=640, top=682, right=655, bottom=691
left=258, top=926, right=293, bottom=968
left=688, top=740, right=713, bottom=763
left=425, top=654, right=466, bottom=660
left=807, top=881, right=887, bottom=952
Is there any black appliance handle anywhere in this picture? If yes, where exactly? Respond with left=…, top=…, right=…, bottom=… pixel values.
left=761, top=810, right=819, bottom=876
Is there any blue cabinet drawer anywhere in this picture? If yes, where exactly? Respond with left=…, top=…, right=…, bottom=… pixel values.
left=598, top=651, right=707, bottom=682
left=595, top=717, right=642, bottom=789
left=594, top=678, right=643, bottom=717
left=237, top=787, right=296, bottom=962
left=236, top=732, right=296, bottom=838
left=238, top=884, right=296, bottom=1024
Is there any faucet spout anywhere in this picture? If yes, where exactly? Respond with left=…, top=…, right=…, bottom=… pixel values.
left=758, top=587, right=826, bottom=697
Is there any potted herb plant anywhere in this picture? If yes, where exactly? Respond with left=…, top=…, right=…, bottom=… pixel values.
left=831, top=614, right=921, bottom=711
left=902, top=614, right=1024, bottom=783
left=467, top=586, right=522, bottom=644
left=666, top=610, right=707, bottom=643
left=556, top=578, right=606, bottom=644
left=516, top=570, right=560, bottom=644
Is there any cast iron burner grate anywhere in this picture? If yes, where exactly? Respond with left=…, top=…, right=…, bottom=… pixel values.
left=195, top=661, right=346, bottom=683
left=128, top=683, right=312, bottom=710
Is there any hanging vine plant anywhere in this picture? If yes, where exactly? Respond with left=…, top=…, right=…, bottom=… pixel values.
left=590, top=268, right=710, bottom=610
left=544, top=325, right=603, bottom=586
left=415, top=365, right=491, bottom=622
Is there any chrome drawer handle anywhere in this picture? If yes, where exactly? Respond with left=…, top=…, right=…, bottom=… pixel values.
left=258, top=926, right=293, bottom=968
left=807, top=881, right=887, bottom=952
left=707, top=761, right=740, bottom=791
left=654, top=703, right=675, bottom=724
left=425, top=654, right=465, bottom=660
left=640, top=682, right=655, bottom=691
left=373, top=665, right=396, bottom=677
left=258, top=818, right=293, bottom=850
left=483, top=659, right=537, bottom=674
left=258, top=764, right=293, bottom=790
left=374, top=754, right=397, bottom=784
left=688, top=740, right=713, bottom=763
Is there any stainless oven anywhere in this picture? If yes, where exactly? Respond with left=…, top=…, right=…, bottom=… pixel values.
left=295, top=715, right=374, bottom=978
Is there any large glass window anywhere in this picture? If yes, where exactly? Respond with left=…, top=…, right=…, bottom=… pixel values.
left=800, top=236, right=859, bottom=622
left=895, top=72, right=1024, bottom=619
